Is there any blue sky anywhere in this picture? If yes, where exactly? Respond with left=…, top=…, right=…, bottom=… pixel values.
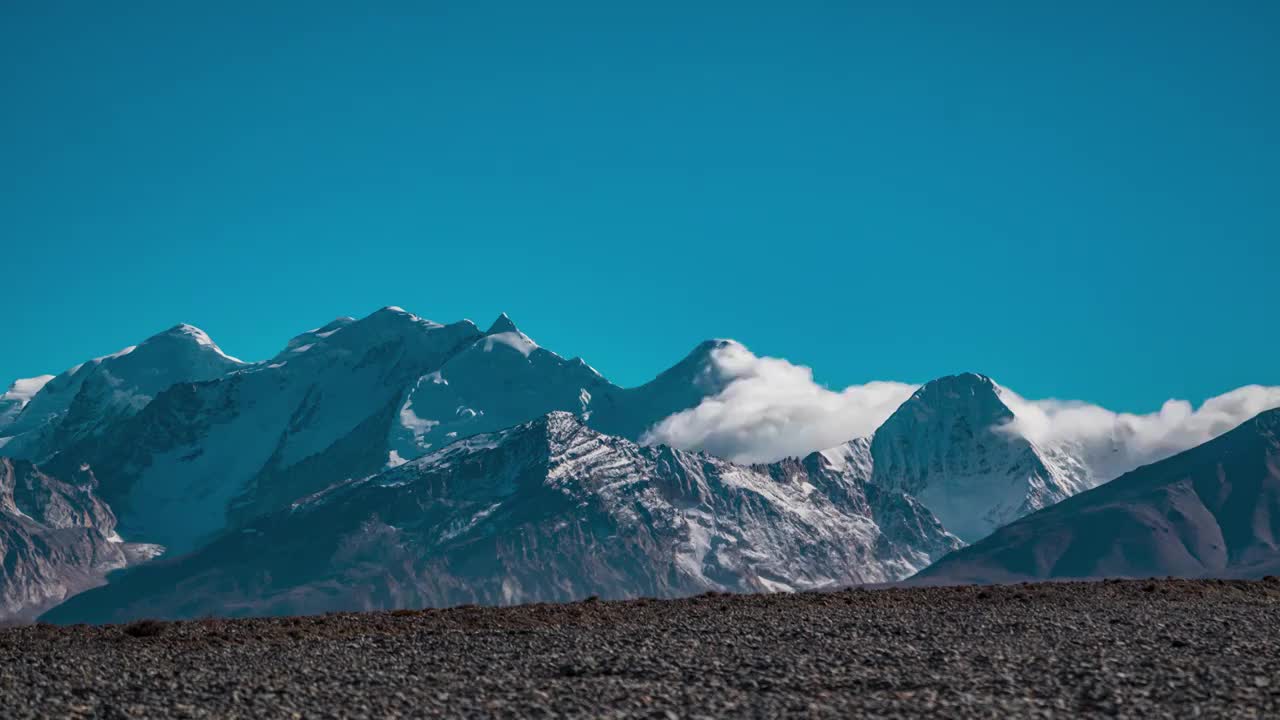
left=2, top=1, right=1277, bottom=412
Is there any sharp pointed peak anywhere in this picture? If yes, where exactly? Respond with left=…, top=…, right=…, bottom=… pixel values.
left=915, top=372, right=998, bottom=394
left=673, top=338, right=741, bottom=366
left=886, top=372, right=1014, bottom=428
left=696, top=338, right=739, bottom=351
left=486, top=313, right=520, bottom=335
left=640, top=338, right=744, bottom=390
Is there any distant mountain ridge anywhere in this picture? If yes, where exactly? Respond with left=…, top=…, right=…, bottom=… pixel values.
left=2, top=309, right=747, bottom=555
left=2, top=306, right=1274, bottom=622
left=0, top=324, right=246, bottom=461
left=914, top=407, right=1280, bottom=584
left=44, top=412, right=958, bottom=623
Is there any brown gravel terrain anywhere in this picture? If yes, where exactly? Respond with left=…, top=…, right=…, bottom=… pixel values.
left=4, top=578, right=1280, bottom=718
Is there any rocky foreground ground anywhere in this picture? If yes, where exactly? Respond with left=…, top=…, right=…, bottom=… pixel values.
left=3, top=579, right=1280, bottom=718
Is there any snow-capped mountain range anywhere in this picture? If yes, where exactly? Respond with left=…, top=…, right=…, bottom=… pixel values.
left=7, top=308, right=742, bottom=557
left=1, top=306, right=1275, bottom=622
left=45, top=412, right=959, bottom=623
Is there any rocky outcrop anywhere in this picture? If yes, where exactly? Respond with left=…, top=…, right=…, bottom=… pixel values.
left=0, top=458, right=161, bottom=622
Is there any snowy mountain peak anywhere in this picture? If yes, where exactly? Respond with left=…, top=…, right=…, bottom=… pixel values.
left=540, top=410, right=588, bottom=445
left=0, top=376, right=57, bottom=436
left=360, top=305, right=445, bottom=330
left=1, top=376, right=55, bottom=406
left=693, top=338, right=739, bottom=355
left=485, top=313, right=520, bottom=336
left=870, top=371, right=1083, bottom=543
left=478, top=314, right=539, bottom=358
left=122, top=324, right=247, bottom=371
left=141, top=324, right=246, bottom=364
left=0, top=323, right=249, bottom=462
left=328, top=307, right=469, bottom=349
left=650, top=339, right=739, bottom=390
left=910, top=372, right=1001, bottom=405
left=542, top=409, right=582, bottom=424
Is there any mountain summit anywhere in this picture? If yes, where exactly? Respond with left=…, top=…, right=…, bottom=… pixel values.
left=485, top=312, right=520, bottom=335
left=870, top=373, right=1088, bottom=542
left=0, top=325, right=245, bottom=462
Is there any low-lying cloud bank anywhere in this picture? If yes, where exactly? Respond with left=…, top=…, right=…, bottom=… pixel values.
left=643, top=342, right=1280, bottom=480
left=641, top=342, right=917, bottom=464
left=996, top=384, right=1280, bottom=483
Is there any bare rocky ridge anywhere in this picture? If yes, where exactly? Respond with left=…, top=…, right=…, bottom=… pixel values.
left=0, top=459, right=160, bottom=622
left=8, top=579, right=1280, bottom=718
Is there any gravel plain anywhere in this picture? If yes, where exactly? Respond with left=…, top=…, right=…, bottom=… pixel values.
left=3, top=578, right=1280, bottom=718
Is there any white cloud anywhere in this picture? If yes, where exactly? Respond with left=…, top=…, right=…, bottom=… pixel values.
left=642, top=342, right=1280, bottom=477
left=641, top=342, right=917, bottom=464
left=996, top=384, right=1280, bottom=483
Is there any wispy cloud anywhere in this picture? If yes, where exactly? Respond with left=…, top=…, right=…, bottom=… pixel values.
left=643, top=342, right=1280, bottom=477
left=641, top=342, right=916, bottom=464
left=996, top=384, right=1280, bottom=482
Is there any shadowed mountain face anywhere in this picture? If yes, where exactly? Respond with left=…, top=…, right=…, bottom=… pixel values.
left=42, top=413, right=958, bottom=624
left=0, top=459, right=161, bottom=622
left=870, top=373, right=1089, bottom=543
left=915, top=408, right=1280, bottom=585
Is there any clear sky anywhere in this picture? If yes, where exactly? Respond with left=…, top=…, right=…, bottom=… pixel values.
left=2, top=1, right=1276, bottom=412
